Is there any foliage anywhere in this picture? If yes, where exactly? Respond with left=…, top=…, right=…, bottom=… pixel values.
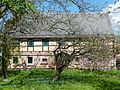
left=0, top=0, right=36, bottom=79
left=0, top=69, right=120, bottom=90
left=0, top=0, right=36, bottom=19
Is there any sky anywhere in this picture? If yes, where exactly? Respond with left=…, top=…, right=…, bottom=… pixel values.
left=67, top=0, right=119, bottom=35
left=103, top=0, right=120, bottom=34
left=0, top=0, right=118, bottom=34
left=69, top=0, right=117, bottom=12
left=34, top=0, right=117, bottom=13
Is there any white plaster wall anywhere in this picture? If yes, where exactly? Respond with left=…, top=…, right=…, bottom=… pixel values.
left=20, top=47, right=27, bottom=51
left=28, top=47, right=33, bottom=51
left=49, top=41, right=57, bottom=45
left=43, top=46, right=48, bottom=51
left=34, top=47, right=42, bottom=51
left=49, top=46, right=57, bottom=51
left=34, top=41, right=42, bottom=45
left=20, top=41, right=27, bottom=46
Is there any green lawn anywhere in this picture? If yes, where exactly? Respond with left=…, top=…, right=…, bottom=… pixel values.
left=0, top=68, right=120, bottom=90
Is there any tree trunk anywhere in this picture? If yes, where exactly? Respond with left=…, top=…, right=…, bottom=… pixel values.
left=52, top=68, right=63, bottom=81
left=2, top=56, right=8, bottom=79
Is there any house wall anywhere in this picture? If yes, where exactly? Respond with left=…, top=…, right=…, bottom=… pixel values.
left=19, top=39, right=73, bottom=52
left=9, top=38, right=116, bottom=70
left=10, top=38, right=74, bottom=69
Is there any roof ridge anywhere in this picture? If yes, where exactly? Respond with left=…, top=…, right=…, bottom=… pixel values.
left=37, top=12, right=107, bottom=15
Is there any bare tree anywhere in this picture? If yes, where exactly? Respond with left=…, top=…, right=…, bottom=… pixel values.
left=0, top=0, right=113, bottom=80
left=15, top=12, right=113, bottom=81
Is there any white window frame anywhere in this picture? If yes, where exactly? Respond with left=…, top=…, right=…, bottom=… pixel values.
left=27, top=56, right=34, bottom=65
left=40, top=57, right=48, bottom=64
left=0, top=53, right=2, bottom=57
left=12, top=56, right=19, bottom=64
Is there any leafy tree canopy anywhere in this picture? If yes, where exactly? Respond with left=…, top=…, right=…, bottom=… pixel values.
left=0, top=0, right=36, bottom=19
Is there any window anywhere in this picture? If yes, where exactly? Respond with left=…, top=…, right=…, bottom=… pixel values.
left=40, top=57, right=48, bottom=65
left=28, top=57, right=33, bottom=64
left=14, top=39, right=20, bottom=47
left=73, top=39, right=79, bottom=44
left=42, top=58, right=47, bottom=62
left=0, top=50, right=2, bottom=57
left=13, top=57, right=18, bottom=64
left=28, top=39, right=34, bottom=47
left=59, top=41, right=65, bottom=46
left=42, top=39, right=49, bottom=46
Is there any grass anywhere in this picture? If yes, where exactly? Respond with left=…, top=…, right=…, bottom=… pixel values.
left=0, top=68, right=120, bottom=90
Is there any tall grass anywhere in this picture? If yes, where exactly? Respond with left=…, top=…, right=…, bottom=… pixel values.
left=0, top=69, right=120, bottom=90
